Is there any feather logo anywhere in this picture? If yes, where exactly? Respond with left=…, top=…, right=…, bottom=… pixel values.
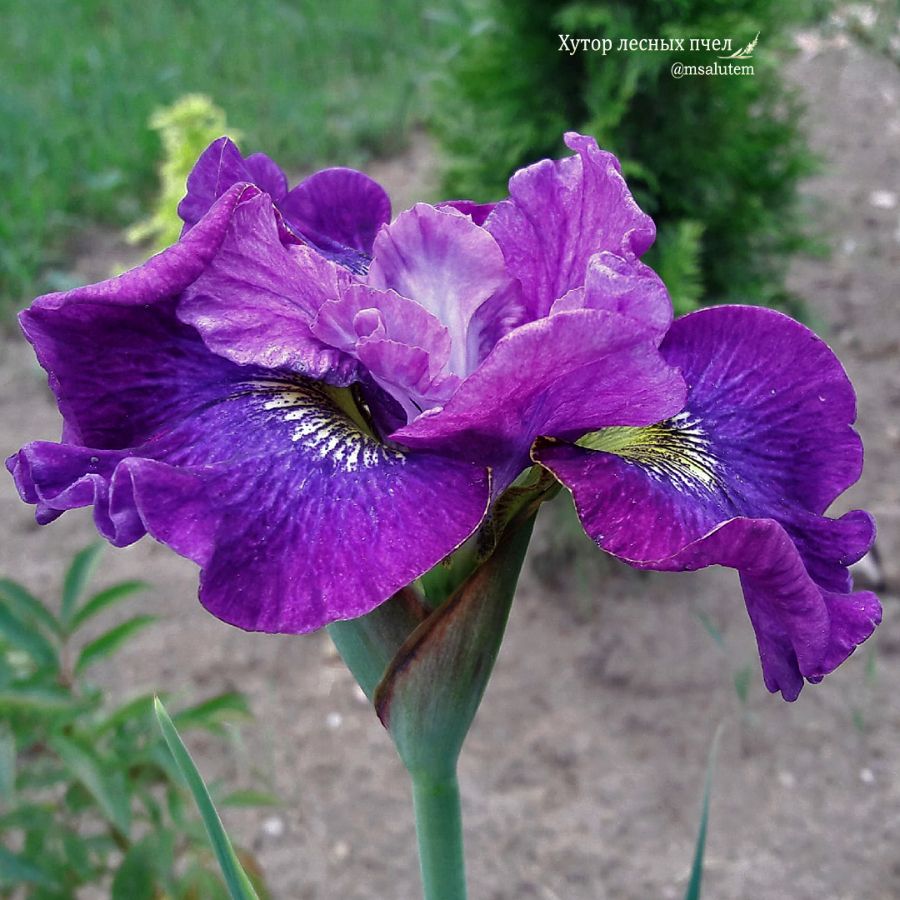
left=718, top=32, right=759, bottom=59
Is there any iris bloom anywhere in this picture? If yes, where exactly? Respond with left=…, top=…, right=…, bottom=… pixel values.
left=7, top=134, right=879, bottom=699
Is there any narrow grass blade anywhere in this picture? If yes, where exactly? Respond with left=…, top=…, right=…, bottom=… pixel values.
left=684, top=724, right=725, bottom=900
left=154, top=697, right=259, bottom=900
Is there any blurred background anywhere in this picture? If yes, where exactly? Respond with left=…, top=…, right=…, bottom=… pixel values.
left=1, top=0, right=899, bottom=897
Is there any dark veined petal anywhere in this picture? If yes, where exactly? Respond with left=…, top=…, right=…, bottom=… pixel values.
left=7, top=299, right=490, bottom=634
left=180, top=191, right=359, bottom=384
left=179, top=139, right=390, bottom=273
left=279, top=166, right=391, bottom=256
left=535, top=306, right=880, bottom=700
left=368, top=204, right=524, bottom=376
left=178, top=137, right=287, bottom=231
left=393, top=309, right=686, bottom=493
left=20, top=184, right=262, bottom=448
left=485, top=132, right=657, bottom=320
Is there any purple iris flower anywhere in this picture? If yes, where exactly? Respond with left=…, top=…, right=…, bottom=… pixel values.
left=7, top=134, right=685, bottom=635
left=535, top=307, right=881, bottom=700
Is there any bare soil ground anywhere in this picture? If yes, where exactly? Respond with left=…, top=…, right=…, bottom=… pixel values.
left=1, top=41, right=899, bottom=900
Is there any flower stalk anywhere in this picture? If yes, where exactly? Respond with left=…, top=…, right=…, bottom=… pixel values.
left=411, top=770, right=467, bottom=900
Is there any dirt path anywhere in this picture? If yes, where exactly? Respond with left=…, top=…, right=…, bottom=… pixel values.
left=1, top=43, right=898, bottom=900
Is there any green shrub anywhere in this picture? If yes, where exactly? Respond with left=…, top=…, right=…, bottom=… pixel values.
left=0, top=545, right=272, bottom=898
left=434, top=0, right=827, bottom=314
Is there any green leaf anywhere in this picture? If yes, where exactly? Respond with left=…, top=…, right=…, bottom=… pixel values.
left=0, top=578, right=61, bottom=638
left=172, top=691, right=252, bottom=733
left=70, top=580, right=150, bottom=631
left=0, top=603, right=58, bottom=670
left=112, top=835, right=166, bottom=900
left=0, top=844, right=58, bottom=889
left=177, top=865, right=231, bottom=900
left=74, top=615, right=158, bottom=676
left=49, top=735, right=131, bottom=837
left=61, top=543, right=105, bottom=628
left=154, top=698, right=260, bottom=900
left=218, top=789, right=280, bottom=808
left=375, top=513, right=536, bottom=777
left=684, top=724, right=725, bottom=900
left=0, top=683, right=75, bottom=714
left=93, top=692, right=159, bottom=735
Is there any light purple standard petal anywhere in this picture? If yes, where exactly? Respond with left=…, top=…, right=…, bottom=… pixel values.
left=535, top=306, right=880, bottom=699
left=7, top=298, right=490, bottom=633
left=393, top=309, right=686, bottom=492
left=312, top=284, right=460, bottom=419
left=551, top=251, right=672, bottom=341
left=368, top=204, right=524, bottom=376
left=485, top=132, right=657, bottom=320
left=180, top=191, right=358, bottom=384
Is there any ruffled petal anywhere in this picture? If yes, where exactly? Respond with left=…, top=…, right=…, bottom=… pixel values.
left=550, top=251, right=672, bottom=340
left=180, top=192, right=359, bottom=384
left=7, top=311, right=490, bottom=633
left=535, top=305, right=880, bottom=699
left=485, top=132, right=657, bottom=320
left=279, top=166, right=391, bottom=256
left=368, top=204, right=524, bottom=376
left=393, top=309, right=686, bottom=491
left=20, top=184, right=262, bottom=447
left=311, top=284, right=459, bottom=419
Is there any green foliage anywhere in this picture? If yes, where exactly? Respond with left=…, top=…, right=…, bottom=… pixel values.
left=155, top=699, right=259, bottom=900
left=129, top=95, right=237, bottom=252
left=0, top=0, right=460, bottom=312
left=434, top=0, right=826, bottom=312
left=0, top=545, right=272, bottom=898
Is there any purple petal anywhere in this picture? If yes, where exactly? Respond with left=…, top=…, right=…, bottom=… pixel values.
left=244, top=152, right=289, bottom=201
left=485, top=132, right=657, bottom=320
left=19, top=184, right=262, bottom=447
left=280, top=166, right=391, bottom=255
left=312, top=284, right=460, bottom=418
left=392, top=309, right=686, bottom=492
left=8, top=307, right=490, bottom=633
left=180, top=191, right=359, bottom=384
left=368, top=204, right=524, bottom=376
left=551, top=251, right=672, bottom=340
left=436, top=200, right=497, bottom=226
left=178, top=138, right=281, bottom=232
left=535, top=305, right=880, bottom=699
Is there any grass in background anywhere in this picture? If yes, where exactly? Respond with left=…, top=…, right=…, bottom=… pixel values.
left=0, top=0, right=458, bottom=313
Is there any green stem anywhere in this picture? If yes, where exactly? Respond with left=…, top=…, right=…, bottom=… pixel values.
left=411, top=770, right=467, bottom=900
